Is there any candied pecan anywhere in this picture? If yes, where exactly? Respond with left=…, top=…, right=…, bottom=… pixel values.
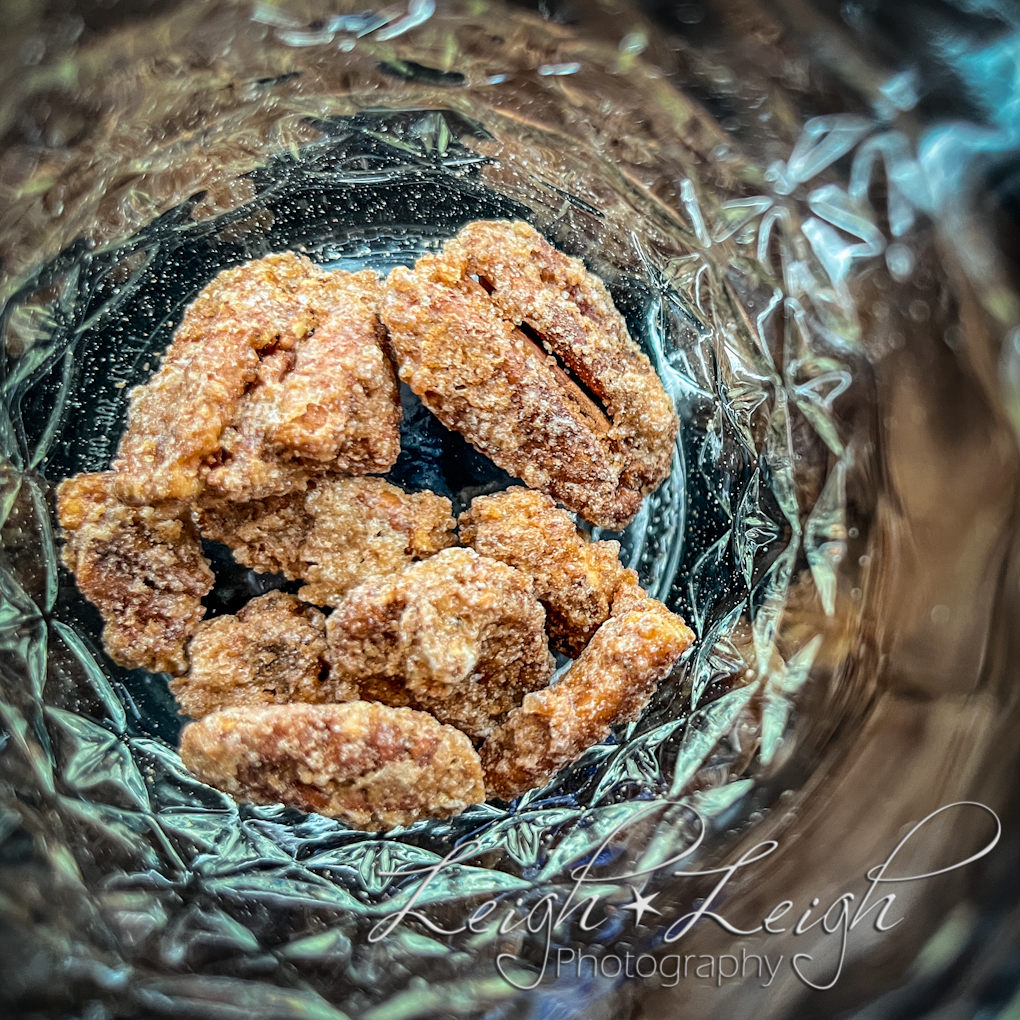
left=326, top=548, right=555, bottom=738
left=480, top=596, right=694, bottom=800
left=179, top=701, right=485, bottom=831
left=198, top=476, right=457, bottom=607
left=381, top=220, right=678, bottom=530
left=460, top=486, right=643, bottom=656
left=114, top=253, right=399, bottom=504
left=56, top=472, right=213, bottom=675
left=170, top=592, right=339, bottom=718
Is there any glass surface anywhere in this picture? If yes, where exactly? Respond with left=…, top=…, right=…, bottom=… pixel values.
left=0, top=2, right=1017, bottom=1019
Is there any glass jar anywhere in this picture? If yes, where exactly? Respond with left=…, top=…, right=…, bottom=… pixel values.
left=0, top=2, right=1017, bottom=1018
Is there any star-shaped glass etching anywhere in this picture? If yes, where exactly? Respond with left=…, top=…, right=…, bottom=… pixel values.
left=621, top=886, right=662, bottom=928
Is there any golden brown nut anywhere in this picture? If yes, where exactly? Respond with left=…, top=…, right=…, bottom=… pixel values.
left=56, top=472, right=214, bottom=675
left=170, top=592, right=335, bottom=718
left=480, top=596, right=695, bottom=800
left=179, top=702, right=485, bottom=831
left=326, top=548, right=555, bottom=739
left=608, top=580, right=653, bottom=617
left=381, top=220, right=678, bottom=530
left=460, top=486, right=643, bottom=657
left=198, top=476, right=457, bottom=607
left=113, top=253, right=399, bottom=504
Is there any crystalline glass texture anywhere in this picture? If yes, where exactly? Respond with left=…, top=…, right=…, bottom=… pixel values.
left=1, top=2, right=1017, bottom=1018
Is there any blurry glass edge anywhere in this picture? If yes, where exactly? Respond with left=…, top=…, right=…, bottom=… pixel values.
left=747, top=4, right=1020, bottom=1020
left=0, top=2, right=1017, bottom=1019
left=620, top=3, right=1020, bottom=1020
left=638, top=4, right=1020, bottom=1019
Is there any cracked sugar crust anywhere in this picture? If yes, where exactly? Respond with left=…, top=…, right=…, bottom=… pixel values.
left=56, top=472, right=214, bottom=675
left=460, top=486, right=643, bottom=657
left=198, top=476, right=457, bottom=607
left=381, top=220, right=678, bottom=530
left=179, top=701, right=485, bottom=831
left=480, top=595, right=695, bottom=800
left=449, top=221, right=679, bottom=496
left=170, top=592, right=340, bottom=718
left=113, top=253, right=400, bottom=505
left=326, top=548, right=555, bottom=739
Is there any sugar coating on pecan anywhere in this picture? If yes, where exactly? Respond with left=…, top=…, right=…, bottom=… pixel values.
left=198, top=476, right=457, bottom=607
left=170, top=591, right=337, bottom=718
left=56, top=472, right=213, bottom=675
left=326, top=547, right=555, bottom=739
left=459, top=486, right=643, bottom=657
left=56, top=236, right=695, bottom=828
left=381, top=220, right=678, bottom=530
left=114, top=253, right=399, bottom=504
left=179, top=701, right=485, bottom=831
left=480, top=596, right=695, bottom=800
